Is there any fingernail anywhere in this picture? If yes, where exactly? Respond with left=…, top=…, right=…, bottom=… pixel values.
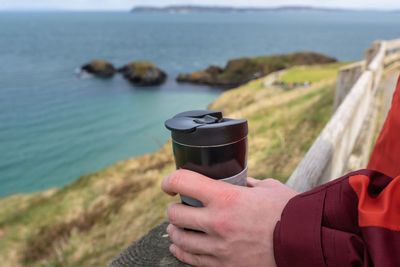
left=170, top=244, right=176, bottom=254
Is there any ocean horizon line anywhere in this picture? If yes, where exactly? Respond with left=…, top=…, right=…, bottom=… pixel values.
left=1, top=5, right=400, bottom=13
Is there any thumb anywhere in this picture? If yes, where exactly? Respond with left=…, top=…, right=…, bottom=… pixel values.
left=161, top=169, right=229, bottom=205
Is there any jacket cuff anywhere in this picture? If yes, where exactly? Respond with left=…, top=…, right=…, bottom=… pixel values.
left=273, top=190, right=326, bottom=267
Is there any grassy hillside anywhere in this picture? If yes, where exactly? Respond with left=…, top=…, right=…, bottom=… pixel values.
left=0, top=62, right=347, bottom=266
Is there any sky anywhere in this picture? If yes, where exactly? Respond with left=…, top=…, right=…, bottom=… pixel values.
left=1, top=0, right=400, bottom=11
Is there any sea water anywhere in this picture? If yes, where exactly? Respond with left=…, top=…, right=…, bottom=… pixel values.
left=1, top=11, right=400, bottom=197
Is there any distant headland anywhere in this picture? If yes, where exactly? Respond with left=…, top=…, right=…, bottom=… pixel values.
left=131, top=5, right=349, bottom=14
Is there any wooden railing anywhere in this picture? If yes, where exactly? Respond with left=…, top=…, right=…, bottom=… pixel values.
left=286, top=38, right=400, bottom=192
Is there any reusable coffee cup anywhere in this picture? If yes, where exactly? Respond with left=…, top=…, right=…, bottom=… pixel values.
left=165, top=110, right=248, bottom=207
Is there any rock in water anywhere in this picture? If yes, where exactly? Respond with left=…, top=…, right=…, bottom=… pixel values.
left=177, top=52, right=337, bottom=88
left=81, top=60, right=116, bottom=77
left=119, top=62, right=167, bottom=86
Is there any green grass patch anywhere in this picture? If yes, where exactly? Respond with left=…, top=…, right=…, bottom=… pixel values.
left=280, top=62, right=351, bottom=84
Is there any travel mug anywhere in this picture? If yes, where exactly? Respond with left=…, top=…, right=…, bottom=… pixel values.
left=165, top=110, right=248, bottom=207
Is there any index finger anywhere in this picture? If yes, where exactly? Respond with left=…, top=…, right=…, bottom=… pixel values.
left=161, top=169, right=229, bottom=205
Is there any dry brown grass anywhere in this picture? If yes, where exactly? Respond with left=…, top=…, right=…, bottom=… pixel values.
left=211, top=76, right=336, bottom=180
left=23, top=179, right=152, bottom=264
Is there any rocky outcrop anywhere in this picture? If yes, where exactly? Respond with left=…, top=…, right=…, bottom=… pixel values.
left=81, top=60, right=116, bottom=77
left=118, top=62, right=167, bottom=86
left=177, top=52, right=337, bottom=88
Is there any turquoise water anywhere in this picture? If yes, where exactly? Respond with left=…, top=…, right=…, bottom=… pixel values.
left=1, top=11, right=400, bottom=197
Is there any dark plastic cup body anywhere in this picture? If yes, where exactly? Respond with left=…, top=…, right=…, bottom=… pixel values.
left=172, top=137, right=247, bottom=180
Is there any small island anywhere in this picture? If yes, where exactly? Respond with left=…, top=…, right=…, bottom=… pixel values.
left=80, top=60, right=167, bottom=86
left=177, top=52, right=337, bottom=88
left=81, top=60, right=116, bottom=77
left=118, top=62, right=167, bottom=86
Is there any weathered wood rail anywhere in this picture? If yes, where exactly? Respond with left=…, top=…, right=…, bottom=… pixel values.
left=287, top=38, right=400, bottom=192
left=109, top=38, right=400, bottom=266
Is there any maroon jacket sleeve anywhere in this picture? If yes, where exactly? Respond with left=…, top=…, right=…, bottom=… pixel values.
left=273, top=169, right=400, bottom=267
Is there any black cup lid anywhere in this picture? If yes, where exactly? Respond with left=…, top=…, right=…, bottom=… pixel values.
left=165, top=110, right=248, bottom=146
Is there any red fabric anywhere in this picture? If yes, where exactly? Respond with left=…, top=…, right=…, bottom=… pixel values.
left=274, top=170, right=400, bottom=267
left=368, top=74, right=400, bottom=178
left=350, top=174, right=400, bottom=231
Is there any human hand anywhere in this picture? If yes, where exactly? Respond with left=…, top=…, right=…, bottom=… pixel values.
left=161, top=169, right=298, bottom=267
